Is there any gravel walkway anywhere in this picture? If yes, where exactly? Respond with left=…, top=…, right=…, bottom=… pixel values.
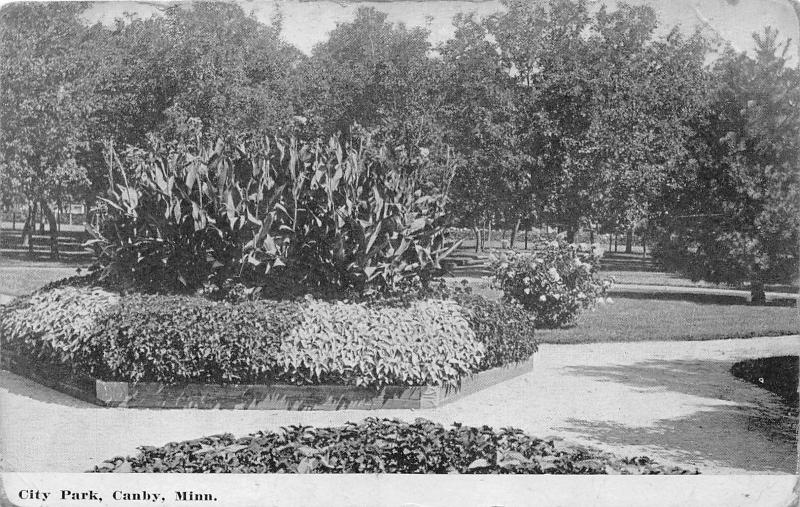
left=1, top=335, right=797, bottom=474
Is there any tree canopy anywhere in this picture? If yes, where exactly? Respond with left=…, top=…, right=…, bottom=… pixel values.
left=0, top=0, right=797, bottom=291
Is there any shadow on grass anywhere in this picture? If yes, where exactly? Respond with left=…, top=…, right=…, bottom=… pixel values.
left=610, top=290, right=797, bottom=307
left=560, top=358, right=798, bottom=472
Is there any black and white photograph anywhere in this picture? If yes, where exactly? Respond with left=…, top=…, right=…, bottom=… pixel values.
left=0, top=0, right=798, bottom=504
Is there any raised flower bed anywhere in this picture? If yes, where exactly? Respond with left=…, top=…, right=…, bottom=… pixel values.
left=0, top=349, right=534, bottom=409
left=0, top=285, right=538, bottom=410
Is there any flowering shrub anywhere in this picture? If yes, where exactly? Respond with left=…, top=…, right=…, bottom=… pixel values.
left=490, top=241, right=612, bottom=328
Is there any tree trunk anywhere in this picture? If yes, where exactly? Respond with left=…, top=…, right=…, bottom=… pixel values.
left=510, top=217, right=521, bottom=249
left=625, top=228, right=633, bottom=254
left=487, top=221, right=493, bottom=250
left=40, top=200, right=59, bottom=260
left=609, top=233, right=613, bottom=251
left=566, top=228, right=576, bottom=244
left=750, top=279, right=766, bottom=305
left=473, top=226, right=481, bottom=253
left=524, top=228, right=529, bottom=250
left=589, top=227, right=594, bottom=244
left=614, top=234, right=618, bottom=252
left=21, top=202, right=36, bottom=256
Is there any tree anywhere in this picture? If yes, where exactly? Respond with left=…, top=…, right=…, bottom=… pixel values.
left=295, top=7, right=456, bottom=201
left=654, top=28, right=800, bottom=301
left=0, top=2, right=98, bottom=257
left=439, top=10, right=534, bottom=248
left=442, top=0, right=708, bottom=247
left=583, top=9, right=709, bottom=250
left=296, top=7, right=433, bottom=137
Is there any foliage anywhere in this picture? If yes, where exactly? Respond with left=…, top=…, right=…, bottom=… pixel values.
left=651, top=29, right=800, bottom=299
left=89, top=295, right=300, bottom=383
left=2, top=287, right=535, bottom=387
left=278, top=298, right=483, bottom=388
left=91, top=3, right=301, bottom=144
left=454, top=293, right=538, bottom=370
left=440, top=0, right=710, bottom=239
left=0, top=285, right=118, bottom=366
left=92, top=418, right=697, bottom=474
left=87, top=127, right=458, bottom=295
left=490, top=240, right=611, bottom=328
left=0, top=3, right=96, bottom=204
left=297, top=7, right=434, bottom=137
left=296, top=7, right=457, bottom=197
left=0, top=2, right=105, bottom=257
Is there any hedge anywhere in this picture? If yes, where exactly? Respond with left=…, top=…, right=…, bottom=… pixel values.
left=91, top=418, right=697, bottom=474
left=0, top=285, right=536, bottom=388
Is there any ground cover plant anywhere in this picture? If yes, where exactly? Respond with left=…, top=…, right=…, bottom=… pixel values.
left=0, top=284, right=535, bottom=388
left=92, top=418, right=697, bottom=474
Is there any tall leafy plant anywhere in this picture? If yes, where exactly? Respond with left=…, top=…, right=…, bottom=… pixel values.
left=87, top=123, right=459, bottom=295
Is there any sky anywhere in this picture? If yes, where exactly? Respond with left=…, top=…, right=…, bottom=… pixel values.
left=80, top=0, right=800, bottom=60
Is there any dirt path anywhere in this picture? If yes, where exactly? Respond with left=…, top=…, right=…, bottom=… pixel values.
left=1, top=336, right=797, bottom=473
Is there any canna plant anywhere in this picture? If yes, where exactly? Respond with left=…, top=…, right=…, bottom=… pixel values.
left=86, top=120, right=460, bottom=295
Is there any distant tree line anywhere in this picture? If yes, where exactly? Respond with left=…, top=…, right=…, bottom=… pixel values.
left=0, top=0, right=797, bottom=298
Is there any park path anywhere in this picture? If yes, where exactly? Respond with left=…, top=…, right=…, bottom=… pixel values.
left=1, top=335, right=797, bottom=474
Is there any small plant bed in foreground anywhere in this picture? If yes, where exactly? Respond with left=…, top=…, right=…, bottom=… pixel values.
left=731, top=356, right=799, bottom=407
left=0, top=284, right=537, bottom=408
left=92, top=418, right=698, bottom=474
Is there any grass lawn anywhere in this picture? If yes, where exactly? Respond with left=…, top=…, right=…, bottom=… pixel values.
left=536, top=297, right=800, bottom=344
left=0, top=265, right=82, bottom=296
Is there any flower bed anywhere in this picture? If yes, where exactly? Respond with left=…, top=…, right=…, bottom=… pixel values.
left=0, top=283, right=537, bottom=409
left=92, top=418, right=698, bottom=474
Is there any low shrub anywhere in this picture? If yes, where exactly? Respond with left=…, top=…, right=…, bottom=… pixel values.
left=0, top=286, right=119, bottom=366
left=89, top=296, right=303, bottom=383
left=92, top=418, right=697, bottom=474
left=454, top=294, right=537, bottom=370
left=490, top=241, right=611, bottom=328
left=277, top=298, right=484, bottom=387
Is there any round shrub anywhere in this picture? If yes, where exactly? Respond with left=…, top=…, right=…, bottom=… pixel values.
left=278, top=298, right=484, bottom=387
left=490, top=241, right=611, bottom=328
left=92, top=418, right=698, bottom=474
